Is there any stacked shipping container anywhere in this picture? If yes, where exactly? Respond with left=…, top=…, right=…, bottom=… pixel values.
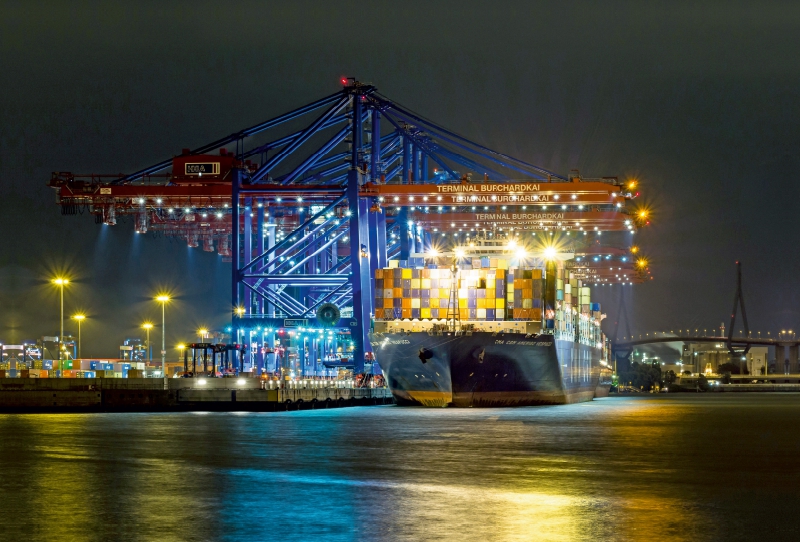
left=375, top=258, right=555, bottom=323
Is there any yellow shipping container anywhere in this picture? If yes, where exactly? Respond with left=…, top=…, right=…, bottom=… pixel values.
left=477, top=298, right=486, bottom=309
left=486, top=289, right=495, bottom=299
left=459, top=308, right=469, bottom=319
left=497, top=260, right=508, bottom=270
left=496, top=298, right=505, bottom=309
left=401, top=268, right=412, bottom=279
left=411, top=279, right=421, bottom=289
left=430, top=298, right=439, bottom=308
left=421, top=308, right=431, bottom=319
left=458, top=298, right=468, bottom=308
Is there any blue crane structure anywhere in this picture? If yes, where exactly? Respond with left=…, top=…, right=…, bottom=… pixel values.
left=49, top=79, right=642, bottom=377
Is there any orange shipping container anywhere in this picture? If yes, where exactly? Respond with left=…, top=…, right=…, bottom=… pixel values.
left=522, top=288, right=533, bottom=299
left=375, top=269, right=384, bottom=279
left=401, top=298, right=412, bottom=309
left=401, top=308, right=412, bottom=319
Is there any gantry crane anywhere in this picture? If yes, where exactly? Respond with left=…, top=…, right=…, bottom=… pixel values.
left=49, top=79, right=651, bottom=375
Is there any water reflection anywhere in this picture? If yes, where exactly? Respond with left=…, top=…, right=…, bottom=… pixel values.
left=0, top=396, right=798, bottom=541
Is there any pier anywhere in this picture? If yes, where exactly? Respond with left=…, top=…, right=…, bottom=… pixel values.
left=0, top=378, right=393, bottom=412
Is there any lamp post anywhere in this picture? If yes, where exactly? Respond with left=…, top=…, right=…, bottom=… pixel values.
left=156, top=295, right=170, bottom=386
left=72, top=314, right=85, bottom=358
left=142, top=323, right=153, bottom=371
left=52, top=278, right=69, bottom=367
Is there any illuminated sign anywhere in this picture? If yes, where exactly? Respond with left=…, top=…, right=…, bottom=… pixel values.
left=283, top=319, right=307, bottom=328
left=436, top=183, right=541, bottom=193
left=185, top=163, right=221, bottom=175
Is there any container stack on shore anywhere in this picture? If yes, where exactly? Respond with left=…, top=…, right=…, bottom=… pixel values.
left=0, top=360, right=146, bottom=379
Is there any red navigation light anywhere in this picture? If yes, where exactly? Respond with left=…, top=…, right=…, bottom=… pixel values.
left=340, top=77, right=348, bottom=86
left=278, top=329, right=285, bottom=335
left=635, top=192, right=640, bottom=197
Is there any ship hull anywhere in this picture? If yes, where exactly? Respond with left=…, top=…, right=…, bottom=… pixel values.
left=369, top=331, right=609, bottom=407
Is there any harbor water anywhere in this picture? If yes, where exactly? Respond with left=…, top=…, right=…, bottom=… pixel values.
left=0, top=394, right=799, bottom=541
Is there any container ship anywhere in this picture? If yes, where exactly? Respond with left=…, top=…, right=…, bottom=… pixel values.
left=368, top=240, right=612, bottom=407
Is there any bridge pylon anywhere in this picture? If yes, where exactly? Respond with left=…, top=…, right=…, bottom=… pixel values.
left=727, top=261, right=751, bottom=357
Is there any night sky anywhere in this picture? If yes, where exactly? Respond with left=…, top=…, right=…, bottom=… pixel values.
left=2, top=1, right=799, bottom=356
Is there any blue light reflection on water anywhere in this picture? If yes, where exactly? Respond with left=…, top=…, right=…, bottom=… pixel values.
left=1, top=396, right=800, bottom=541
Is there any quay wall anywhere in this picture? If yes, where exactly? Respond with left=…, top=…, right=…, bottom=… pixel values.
left=0, top=379, right=393, bottom=412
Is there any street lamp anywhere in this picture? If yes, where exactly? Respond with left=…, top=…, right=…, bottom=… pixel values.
left=156, top=295, right=170, bottom=387
left=72, top=314, right=85, bottom=358
left=52, top=278, right=69, bottom=367
left=198, top=328, right=208, bottom=341
left=142, top=323, right=154, bottom=368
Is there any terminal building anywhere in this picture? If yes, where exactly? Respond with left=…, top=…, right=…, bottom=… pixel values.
left=680, top=342, right=769, bottom=375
